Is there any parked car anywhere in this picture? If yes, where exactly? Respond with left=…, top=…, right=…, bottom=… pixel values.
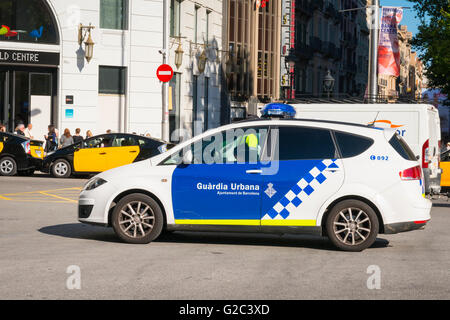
left=42, top=133, right=174, bottom=178
left=289, top=103, right=442, bottom=195
left=78, top=108, right=431, bottom=252
left=0, top=132, right=44, bottom=176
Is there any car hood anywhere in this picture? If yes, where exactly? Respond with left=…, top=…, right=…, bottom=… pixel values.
left=96, top=159, right=153, bottom=181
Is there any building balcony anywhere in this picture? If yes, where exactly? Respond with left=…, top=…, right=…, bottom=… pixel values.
left=312, top=0, right=324, bottom=11
left=310, top=37, right=322, bottom=52
left=324, top=3, right=338, bottom=19
left=295, top=42, right=314, bottom=60
left=322, top=42, right=336, bottom=58
left=296, top=0, right=314, bottom=16
left=345, top=63, right=358, bottom=74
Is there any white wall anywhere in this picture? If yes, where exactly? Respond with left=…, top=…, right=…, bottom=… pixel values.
left=167, top=0, right=224, bottom=139
left=48, top=0, right=164, bottom=137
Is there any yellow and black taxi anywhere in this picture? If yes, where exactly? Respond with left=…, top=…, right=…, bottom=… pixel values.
left=42, top=133, right=174, bottom=178
left=0, top=132, right=44, bottom=176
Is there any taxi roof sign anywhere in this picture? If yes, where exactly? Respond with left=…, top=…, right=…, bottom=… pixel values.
left=261, top=103, right=296, bottom=119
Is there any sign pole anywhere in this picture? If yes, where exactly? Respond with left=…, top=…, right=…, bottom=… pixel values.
left=161, top=0, right=170, bottom=141
left=368, top=0, right=380, bottom=103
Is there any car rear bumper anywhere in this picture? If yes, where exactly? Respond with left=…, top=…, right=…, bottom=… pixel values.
left=384, top=220, right=429, bottom=234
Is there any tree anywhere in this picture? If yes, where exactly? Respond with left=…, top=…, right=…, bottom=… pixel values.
left=409, top=0, right=450, bottom=98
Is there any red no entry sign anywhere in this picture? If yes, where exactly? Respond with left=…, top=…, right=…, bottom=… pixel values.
left=156, top=64, right=174, bottom=83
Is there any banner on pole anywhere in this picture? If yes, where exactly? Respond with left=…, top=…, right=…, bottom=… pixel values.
left=378, top=7, right=403, bottom=77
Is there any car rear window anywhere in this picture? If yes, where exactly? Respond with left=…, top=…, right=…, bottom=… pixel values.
left=389, top=134, right=416, bottom=161
left=334, top=132, right=374, bottom=158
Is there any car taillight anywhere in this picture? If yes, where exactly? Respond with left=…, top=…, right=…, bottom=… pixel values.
left=422, top=139, right=429, bottom=169
left=399, top=165, right=422, bottom=181
left=21, top=141, right=31, bottom=154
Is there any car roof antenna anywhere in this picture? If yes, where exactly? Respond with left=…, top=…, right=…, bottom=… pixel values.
left=368, top=111, right=380, bottom=127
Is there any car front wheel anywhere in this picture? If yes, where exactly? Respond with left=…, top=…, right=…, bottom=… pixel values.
left=326, top=200, right=379, bottom=252
left=111, top=194, right=164, bottom=244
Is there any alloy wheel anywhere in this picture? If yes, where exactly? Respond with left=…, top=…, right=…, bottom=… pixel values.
left=54, top=162, right=68, bottom=176
left=333, top=207, right=372, bottom=246
left=118, top=201, right=155, bottom=238
left=0, top=160, right=14, bottom=175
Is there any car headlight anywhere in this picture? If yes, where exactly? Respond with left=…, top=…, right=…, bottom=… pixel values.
left=84, top=177, right=107, bottom=191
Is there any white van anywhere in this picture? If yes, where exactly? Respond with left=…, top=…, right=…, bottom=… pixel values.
left=288, top=104, right=442, bottom=195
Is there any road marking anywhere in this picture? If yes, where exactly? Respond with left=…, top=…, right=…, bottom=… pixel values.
left=39, top=191, right=78, bottom=203
left=0, top=187, right=82, bottom=204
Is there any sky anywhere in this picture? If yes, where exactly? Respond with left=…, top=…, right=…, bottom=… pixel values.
left=380, top=0, right=421, bottom=36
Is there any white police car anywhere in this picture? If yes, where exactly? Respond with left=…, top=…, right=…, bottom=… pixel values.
left=78, top=104, right=432, bottom=251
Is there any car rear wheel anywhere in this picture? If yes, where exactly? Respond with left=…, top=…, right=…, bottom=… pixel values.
left=326, top=200, right=379, bottom=252
left=51, top=159, right=71, bottom=178
left=0, top=157, right=17, bottom=176
left=111, top=194, right=164, bottom=244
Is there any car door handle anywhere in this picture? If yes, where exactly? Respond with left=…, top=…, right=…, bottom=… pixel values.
left=324, top=169, right=341, bottom=173
left=129, top=150, right=138, bottom=153
left=246, top=169, right=262, bottom=175
left=99, top=152, right=107, bottom=155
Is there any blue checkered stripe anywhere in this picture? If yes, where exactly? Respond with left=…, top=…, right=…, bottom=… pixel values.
left=264, top=160, right=339, bottom=220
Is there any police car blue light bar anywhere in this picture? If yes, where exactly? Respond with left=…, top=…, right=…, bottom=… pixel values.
left=261, top=103, right=296, bottom=119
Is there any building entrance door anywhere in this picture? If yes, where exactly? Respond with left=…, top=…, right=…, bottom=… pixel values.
left=0, top=66, right=56, bottom=139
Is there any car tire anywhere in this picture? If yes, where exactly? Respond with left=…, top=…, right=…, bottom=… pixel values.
left=0, top=157, right=17, bottom=176
left=326, top=200, right=379, bottom=252
left=111, top=194, right=164, bottom=244
left=51, top=159, right=72, bottom=178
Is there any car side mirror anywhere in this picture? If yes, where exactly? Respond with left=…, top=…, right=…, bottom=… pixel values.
left=416, top=155, right=420, bottom=161
left=182, top=149, right=193, bottom=164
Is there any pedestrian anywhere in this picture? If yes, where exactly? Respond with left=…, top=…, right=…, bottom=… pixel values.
left=15, top=123, right=25, bottom=136
left=73, top=128, right=83, bottom=144
left=44, top=125, right=58, bottom=153
left=0, top=124, right=5, bottom=132
left=24, top=123, right=34, bottom=139
left=86, top=130, right=93, bottom=139
left=59, top=128, right=74, bottom=148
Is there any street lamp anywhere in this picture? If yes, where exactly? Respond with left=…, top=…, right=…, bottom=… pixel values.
left=197, top=47, right=207, bottom=74
left=175, top=41, right=184, bottom=69
left=284, top=49, right=297, bottom=100
left=78, top=23, right=95, bottom=63
left=323, top=69, right=335, bottom=99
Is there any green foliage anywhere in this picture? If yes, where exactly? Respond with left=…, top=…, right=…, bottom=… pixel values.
left=409, top=0, right=450, bottom=96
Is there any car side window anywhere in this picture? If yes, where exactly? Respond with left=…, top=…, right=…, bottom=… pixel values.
left=161, top=127, right=269, bottom=165
left=113, top=136, right=138, bottom=147
left=442, top=151, right=450, bottom=162
left=276, top=126, right=337, bottom=160
left=83, top=136, right=114, bottom=148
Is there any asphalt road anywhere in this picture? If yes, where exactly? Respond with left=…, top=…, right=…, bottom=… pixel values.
left=0, top=175, right=449, bottom=300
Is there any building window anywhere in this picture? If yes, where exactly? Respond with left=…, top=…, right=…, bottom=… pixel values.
left=206, top=10, right=211, bottom=44
left=194, top=5, right=199, bottom=43
left=170, top=0, right=181, bottom=37
left=193, top=75, right=198, bottom=136
left=99, top=66, right=127, bottom=94
left=0, top=0, right=59, bottom=44
left=204, top=77, right=209, bottom=131
left=169, top=73, right=181, bottom=142
left=100, top=0, right=128, bottom=30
